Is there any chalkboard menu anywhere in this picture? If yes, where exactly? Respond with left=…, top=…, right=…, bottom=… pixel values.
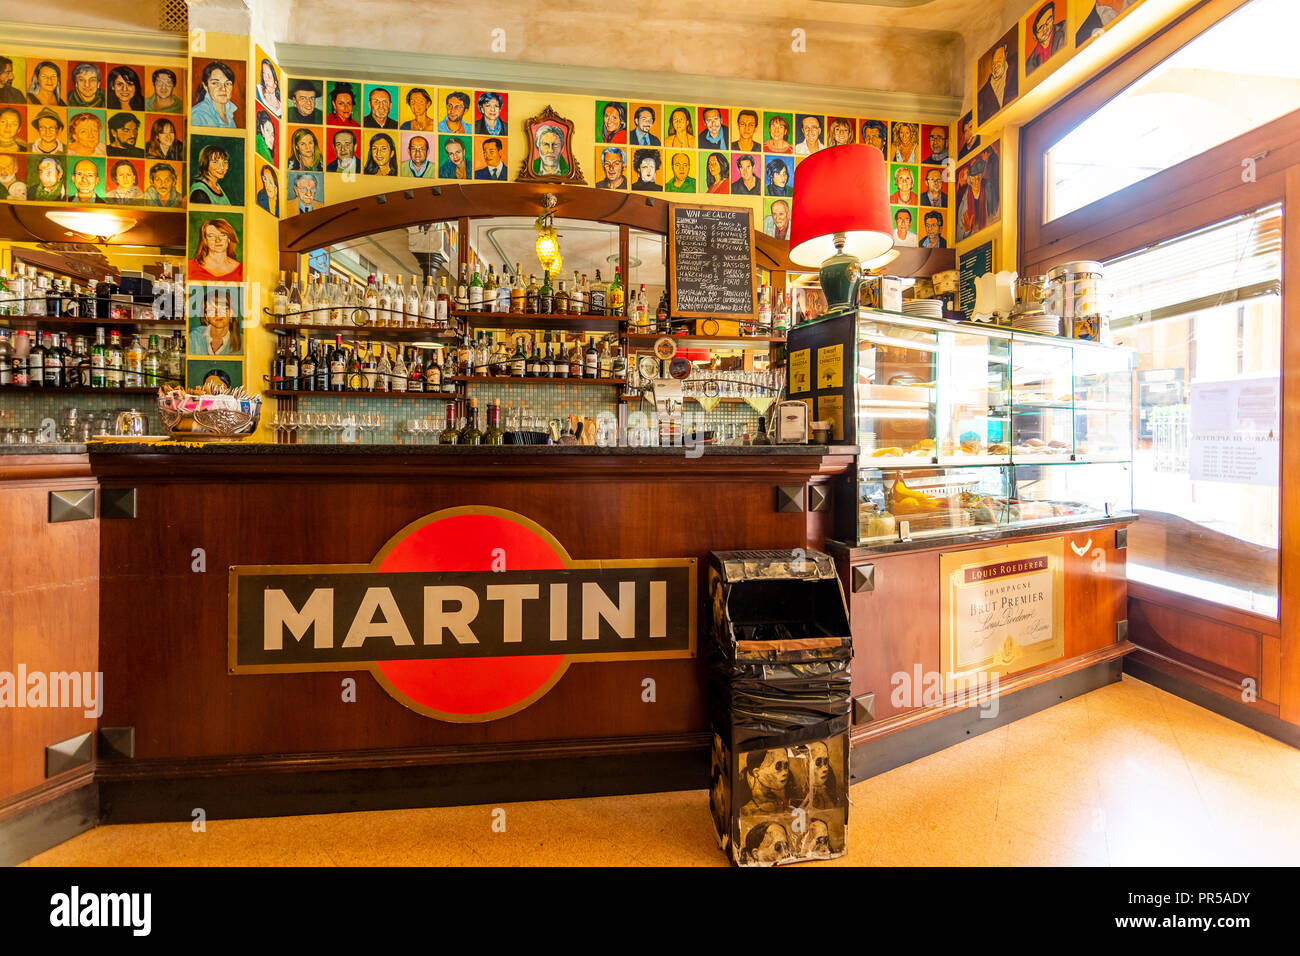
left=958, top=239, right=995, bottom=312
left=669, top=204, right=756, bottom=320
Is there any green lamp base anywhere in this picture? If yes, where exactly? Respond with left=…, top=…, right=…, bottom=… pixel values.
left=818, top=251, right=862, bottom=313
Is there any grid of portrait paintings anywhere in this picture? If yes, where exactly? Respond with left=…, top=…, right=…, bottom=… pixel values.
left=0, top=54, right=187, bottom=207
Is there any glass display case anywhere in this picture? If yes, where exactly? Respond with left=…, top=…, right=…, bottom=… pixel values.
left=847, top=309, right=1135, bottom=546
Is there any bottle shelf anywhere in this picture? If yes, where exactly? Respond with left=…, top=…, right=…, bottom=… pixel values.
left=265, top=323, right=460, bottom=343
left=265, top=389, right=457, bottom=400
left=449, top=375, right=623, bottom=387
left=0, top=384, right=160, bottom=396
left=1, top=316, right=185, bottom=329
left=453, top=311, right=624, bottom=333
left=623, top=333, right=786, bottom=349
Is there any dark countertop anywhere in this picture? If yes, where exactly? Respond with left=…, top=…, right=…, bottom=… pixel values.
left=86, top=442, right=858, bottom=457
left=0, top=443, right=88, bottom=455
left=825, top=511, right=1138, bottom=558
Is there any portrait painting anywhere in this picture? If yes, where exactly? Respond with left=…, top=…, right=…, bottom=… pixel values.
left=437, top=133, right=471, bottom=180
left=104, top=63, right=146, bottom=112
left=144, top=113, right=184, bottom=161
left=516, top=105, right=583, bottom=184
left=0, top=55, right=27, bottom=106
left=626, top=102, right=660, bottom=147
left=104, top=157, right=144, bottom=203
left=473, top=90, right=507, bottom=136
left=400, top=131, right=436, bottom=177
left=140, top=159, right=183, bottom=207
left=793, top=113, right=825, bottom=155
left=27, top=155, right=67, bottom=201
left=66, top=61, right=106, bottom=109
left=398, top=86, right=437, bottom=132
left=190, top=56, right=245, bottom=130
left=105, top=110, right=146, bottom=158
left=285, top=170, right=323, bottom=216
left=361, top=130, right=397, bottom=175
left=65, top=154, right=106, bottom=203
left=954, top=139, right=1002, bottom=243
left=189, top=132, right=244, bottom=206
left=889, top=121, right=920, bottom=164
left=763, top=154, right=793, bottom=197
left=1074, top=0, right=1142, bottom=48
left=920, top=123, right=950, bottom=165
left=762, top=197, right=791, bottom=240
left=629, top=146, right=662, bottom=192
left=0, top=104, right=25, bottom=152
left=1023, top=1, right=1068, bottom=77
left=701, top=150, right=730, bottom=194
left=696, top=106, right=729, bottom=151
left=596, top=99, right=628, bottom=144
left=143, top=65, right=184, bottom=114
left=826, top=115, right=856, bottom=147
left=976, top=27, right=1020, bottom=127
left=325, top=80, right=360, bottom=128
left=187, top=210, right=244, bottom=282
left=325, top=126, right=359, bottom=173
left=957, top=109, right=980, bottom=160
left=594, top=145, right=628, bottom=190
left=472, top=135, right=508, bottom=180
left=0, top=153, right=28, bottom=200
left=889, top=204, right=918, bottom=247
left=889, top=163, right=919, bottom=206
left=729, top=152, right=761, bottom=196
left=65, top=109, right=105, bottom=156
left=662, top=149, right=696, bottom=193
left=186, top=357, right=244, bottom=390
left=762, top=111, right=793, bottom=154
left=286, top=124, right=324, bottom=172
left=663, top=104, right=696, bottom=149
left=187, top=284, right=244, bottom=356
left=255, top=162, right=279, bottom=217
left=858, top=118, right=888, bottom=157
left=919, top=208, right=949, bottom=248
left=919, top=165, right=949, bottom=209
left=362, top=83, right=399, bottom=130
left=285, top=77, right=323, bottom=125
left=254, top=105, right=278, bottom=166
left=730, top=108, right=761, bottom=152
left=254, top=47, right=280, bottom=118
left=24, top=58, right=65, bottom=108
left=437, top=88, right=472, bottom=135
left=28, top=106, right=67, bottom=154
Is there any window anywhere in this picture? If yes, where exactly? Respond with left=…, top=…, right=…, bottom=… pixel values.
left=1043, top=0, right=1300, bottom=221
left=1108, top=206, right=1281, bottom=615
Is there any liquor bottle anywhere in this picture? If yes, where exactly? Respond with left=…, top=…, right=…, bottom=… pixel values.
left=774, top=291, right=790, bottom=335
left=538, top=271, right=554, bottom=314
left=405, top=276, right=421, bottom=327
left=106, top=331, right=124, bottom=388
left=376, top=273, right=392, bottom=328
left=346, top=341, right=364, bottom=391
left=526, top=338, right=542, bottom=378
left=442, top=345, right=457, bottom=392
left=567, top=336, right=583, bottom=378
left=483, top=265, right=497, bottom=313
left=325, top=335, right=345, bottom=391
left=311, top=339, right=328, bottom=391
left=611, top=342, right=627, bottom=380
left=144, top=335, right=162, bottom=387
left=456, top=265, right=469, bottom=312
left=375, top=345, right=391, bottom=392
left=391, top=346, right=408, bottom=393
left=287, top=271, right=302, bottom=324
left=635, top=284, right=649, bottom=329
left=525, top=274, right=539, bottom=314
left=497, top=266, right=511, bottom=313
left=330, top=277, right=345, bottom=326
left=584, top=335, right=599, bottom=378
left=570, top=271, right=586, bottom=314
left=424, top=348, right=441, bottom=391
left=458, top=398, right=483, bottom=445
left=406, top=347, right=424, bottom=392
left=510, top=263, right=525, bottom=314
left=124, top=335, right=144, bottom=387
left=362, top=275, right=378, bottom=327
left=271, top=271, right=288, bottom=321
left=752, top=415, right=771, bottom=445
left=299, top=339, right=316, bottom=391
left=10, top=328, right=28, bottom=386
left=439, top=403, right=459, bottom=445
left=483, top=398, right=505, bottom=445
left=511, top=336, right=527, bottom=377
left=589, top=270, right=608, bottom=315
left=356, top=342, right=375, bottom=391
left=89, top=327, right=107, bottom=388
left=609, top=268, right=625, bottom=316
left=284, top=336, right=300, bottom=390
left=758, top=284, right=772, bottom=334
left=456, top=334, right=473, bottom=377
left=656, top=289, right=669, bottom=332
left=552, top=279, right=568, bottom=316
left=27, top=330, right=45, bottom=387
left=272, top=336, right=287, bottom=390
left=598, top=337, right=613, bottom=379
left=421, top=276, right=438, bottom=328
left=39, top=333, right=60, bottom=387
left=0, top=331, right=9, bottom=386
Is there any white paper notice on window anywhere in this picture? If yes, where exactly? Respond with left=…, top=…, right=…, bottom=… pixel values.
left=1189, top=377, right=1279, bottom=486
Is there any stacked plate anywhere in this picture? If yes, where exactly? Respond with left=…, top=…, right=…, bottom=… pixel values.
left=901, top=298, right=945, bottom=320
left=1011, top=308, right=1061, bottom=335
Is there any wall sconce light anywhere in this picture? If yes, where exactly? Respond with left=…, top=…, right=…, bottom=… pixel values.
left=534, top=192, right=563, bottom=274
left=44, top=210, right=138, bottom=242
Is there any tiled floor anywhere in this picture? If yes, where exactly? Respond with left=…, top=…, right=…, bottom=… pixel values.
left=22, top=676, right=1300, bottom=866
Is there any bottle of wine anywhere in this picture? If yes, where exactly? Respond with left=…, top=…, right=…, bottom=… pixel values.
left=300, top=338, right=316, bottom=391
left=273, top=270, right=289, bottom=319
left=525, top=274, right=540, bottom=315
left=407, top=347, right=424, bottom=392
left=376, top=273, right=393, bottom=328
left=436, top=276, right=452, bottom=330
left=284, top=336, right=299, bottom=391
left=458, top=398, right=483, bottom=445
left=589, top=270, right=607, bottom=315
left=421, top=276, right=438, bottom=328
left=483, top=264, right=497, bottom=313
left=483, top=398, right=505, bottom=445
left=287, top=271, right=302, bottom=325
left=363, top=274, right=378, bottom=327
left=406, top=275, right=422, bottom=328
left=510, top=263, right=525, bottom=314
left=584, top=335, right=599, bottom=378
left=456, top=265, right=469, bottom=312
left=329, top=335, right=347, bottom=392
left=391, top=346, right=408, bottom=393
left=511, top=336, right=527, bottom=377
left=469, top=263, right=485, bottom=312
left=538, top=271, right=554, bottom=315
left=345, top=340, right=363, bottom=391
left=424, top=348, right=441, bottom=392
left=527, top=337, right=543, bottom=379
left=439, top=403, right=459, bottom=444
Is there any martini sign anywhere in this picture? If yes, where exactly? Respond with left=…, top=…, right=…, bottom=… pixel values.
left=229, top=507, right=697, bottom=722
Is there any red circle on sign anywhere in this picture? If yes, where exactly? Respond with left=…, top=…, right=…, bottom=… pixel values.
left=372, top=510, right=570, bottom=721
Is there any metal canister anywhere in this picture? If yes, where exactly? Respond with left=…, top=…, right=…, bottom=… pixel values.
left=1046, top=261, right=1105, bottom=341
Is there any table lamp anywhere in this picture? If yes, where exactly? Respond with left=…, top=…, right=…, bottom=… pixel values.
left=788, top=145, right=894, bottom=313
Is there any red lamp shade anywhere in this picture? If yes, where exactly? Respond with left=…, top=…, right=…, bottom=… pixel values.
left=788, top=145, right=894, bottom=268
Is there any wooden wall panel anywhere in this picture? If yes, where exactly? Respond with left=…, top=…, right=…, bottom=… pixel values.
left=0, top=465, right=99, bottom=805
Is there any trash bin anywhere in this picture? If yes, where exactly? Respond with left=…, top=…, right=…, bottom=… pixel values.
left=706, top=549, right=853, bottom=866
